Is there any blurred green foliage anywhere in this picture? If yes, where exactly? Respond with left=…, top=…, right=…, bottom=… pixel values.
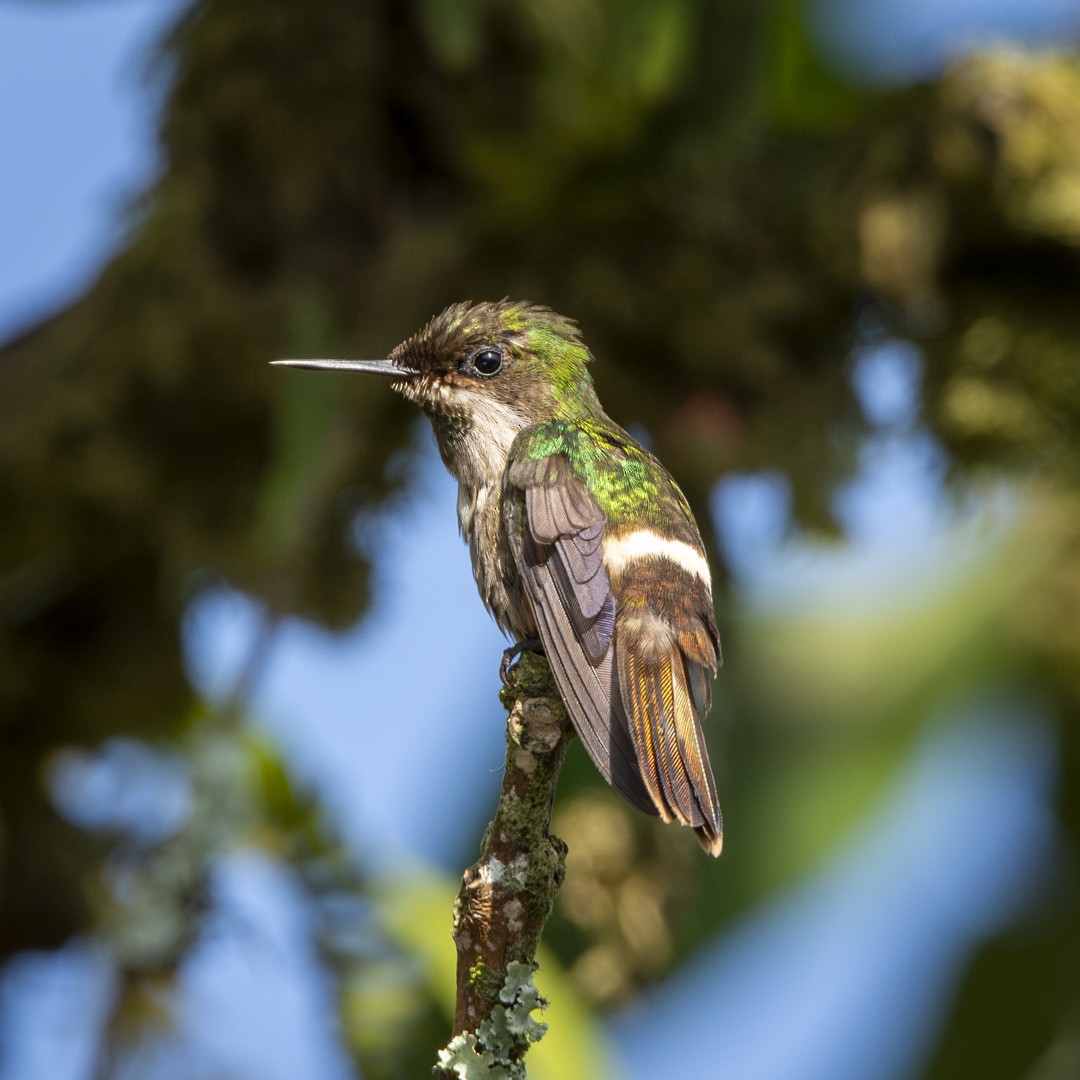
left=3, top=0, right=1080, bottom=1075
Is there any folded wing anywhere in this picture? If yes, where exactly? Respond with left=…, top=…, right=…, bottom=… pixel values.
left=505, top=441, right=723, bottom=854
left=505, top=453, right=654, bottom=815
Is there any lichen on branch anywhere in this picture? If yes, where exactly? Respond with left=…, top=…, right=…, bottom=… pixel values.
left=438, top=651, right=570, bottom=1076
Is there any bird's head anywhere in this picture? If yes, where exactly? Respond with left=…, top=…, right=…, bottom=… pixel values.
left=275, top=301, right=600, bottom=483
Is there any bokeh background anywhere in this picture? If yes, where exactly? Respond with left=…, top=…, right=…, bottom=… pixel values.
left=3, top=0, right=1080, bottom=1077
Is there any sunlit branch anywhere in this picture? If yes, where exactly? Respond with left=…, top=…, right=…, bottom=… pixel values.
left=436, top=651, right=570, bottom=1077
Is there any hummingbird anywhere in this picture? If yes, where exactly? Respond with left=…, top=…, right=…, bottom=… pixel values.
left=274, top=301, right=723, bottom=854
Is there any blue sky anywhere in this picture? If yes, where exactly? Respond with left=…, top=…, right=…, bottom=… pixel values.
left=0, top=2, right=1072, bottom=1078
left=811, top=0, right=1080, bottom=82
left=0, top=0, right=182, bottom=342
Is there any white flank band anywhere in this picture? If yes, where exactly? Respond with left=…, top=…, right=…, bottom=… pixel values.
left=603, top=529, right=712, bottom=586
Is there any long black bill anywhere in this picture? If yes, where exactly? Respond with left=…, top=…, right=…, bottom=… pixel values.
left=271, top=358, right=416, bottom=377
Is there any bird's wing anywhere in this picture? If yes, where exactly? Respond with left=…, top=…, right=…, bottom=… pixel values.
left=505, top=450, right=655, bottom=815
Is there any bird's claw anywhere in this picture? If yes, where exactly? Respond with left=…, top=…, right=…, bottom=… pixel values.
left=500, top=637, right=543, bottom=685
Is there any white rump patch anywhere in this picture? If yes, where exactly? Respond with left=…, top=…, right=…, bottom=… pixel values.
left=620, top=609, right=677, bottom=657
left=604, top=529, right=712, bottom=586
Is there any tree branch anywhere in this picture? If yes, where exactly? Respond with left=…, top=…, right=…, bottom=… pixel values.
left=436, top=651, right=571, bottom=1077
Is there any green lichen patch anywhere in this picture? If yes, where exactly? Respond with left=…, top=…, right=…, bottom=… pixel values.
left=436, top=963, right=548, bottom=1078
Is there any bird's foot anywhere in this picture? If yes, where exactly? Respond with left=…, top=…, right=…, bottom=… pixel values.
left=500, top=637, right=544, bottom=685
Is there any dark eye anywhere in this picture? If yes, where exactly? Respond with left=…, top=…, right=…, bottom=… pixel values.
left=471, top=348, right=503, bottom=376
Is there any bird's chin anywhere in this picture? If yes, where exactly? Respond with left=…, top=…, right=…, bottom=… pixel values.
left=396, top=373, right=446, bottom=409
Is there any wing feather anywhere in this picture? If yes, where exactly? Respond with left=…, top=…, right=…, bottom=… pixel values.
left=508, top=463, right=654, bottom=815
left=506, top=441, right=722, bottom=853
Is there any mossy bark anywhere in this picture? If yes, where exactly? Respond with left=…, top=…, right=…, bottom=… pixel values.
left=442, top=651, right=570, bottom=1071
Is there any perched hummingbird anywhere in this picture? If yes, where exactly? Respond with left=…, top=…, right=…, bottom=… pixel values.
left=275, top=302, right=723, bottom=854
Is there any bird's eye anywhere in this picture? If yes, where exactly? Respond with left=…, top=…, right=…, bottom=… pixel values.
left=471, top=348, right=503, bottom=377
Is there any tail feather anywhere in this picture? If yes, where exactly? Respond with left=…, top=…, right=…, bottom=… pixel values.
left=616, top=625, right=723, bottom=855
left=619, top=648, right=675, bottom=822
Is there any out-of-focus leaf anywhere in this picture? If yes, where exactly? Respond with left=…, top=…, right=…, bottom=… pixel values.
left=726, top=488, right=1066, bottom=895
left=765, top=0, right=867, bottom=129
